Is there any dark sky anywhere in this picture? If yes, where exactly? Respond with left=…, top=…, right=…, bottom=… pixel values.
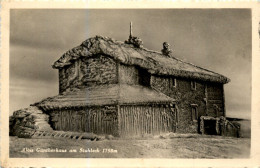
left=10, top=9, right=251, bottom=119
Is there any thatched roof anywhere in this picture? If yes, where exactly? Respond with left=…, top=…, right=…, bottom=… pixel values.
left=52, top=36, right=230, bottom=84
left=34, top=84, right=175, bottom=111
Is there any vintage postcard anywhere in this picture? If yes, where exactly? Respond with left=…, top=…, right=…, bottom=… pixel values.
left=1, top=1, right=260, bottom=167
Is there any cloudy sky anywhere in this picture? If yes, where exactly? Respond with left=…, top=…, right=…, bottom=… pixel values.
left=10, top=9, right=251, bottom=119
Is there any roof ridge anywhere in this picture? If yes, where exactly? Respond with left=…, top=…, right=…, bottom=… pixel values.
left=53, top=35, right=230, bottom=84
left=94, top=36, right=228, bottom=78
left=93, top=35, right=164, bottom=54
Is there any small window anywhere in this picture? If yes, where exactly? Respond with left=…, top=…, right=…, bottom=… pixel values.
left=191, top=81, right=196, bottom=90
left=213, top=104, right=220, bottom=117
left=170, top=103, right=176, bottom=109
left=170, top=103, right=178, bottom=122
left=173, top=78, right=177, bottom=88
left=191, top=104, right=198, bottom=121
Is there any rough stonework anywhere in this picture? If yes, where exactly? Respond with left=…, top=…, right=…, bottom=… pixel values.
left=59, top=55, right=117, bottom=93
left=59, top=62, right=77, bottom=93
left=207, top=83, right=225, bottom=117
left=118, top=64, right=139, bottom=85
left=150, top=75, right=227, bottom=134
left=151, top=76, right=206, bottom=133
left=9, top=106, right=53, bottom=138
left=80, top=55, right=117, bottom=87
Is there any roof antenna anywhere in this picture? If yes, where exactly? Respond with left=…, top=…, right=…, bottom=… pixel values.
left=125, top=21, right=143, bottom=48
left=130, top=22, right=133, bottom=38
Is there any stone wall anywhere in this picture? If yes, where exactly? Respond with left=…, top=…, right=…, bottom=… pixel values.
left=80, top=55, right=117, bottom=87
left=9, top=106, right=53, bottom=138
left=207, top=83, right=224, bottom=117
left=118, top=64, right=139, bottom=85
left=59, top=55, right=154, bottom=93
left=151, top=75, right=206, bottom=133
left=59, top=63, right=77, bottom=93
left=59, top=55, right=117, bottom=93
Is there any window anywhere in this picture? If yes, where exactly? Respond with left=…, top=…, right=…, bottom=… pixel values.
left=172, top=78, right=177, bottom=88
left=191, top=81, right=196, bottom=90
left=213, top=104, right=220, bottom=117
left=170, top=103, right=178, bottom=122
left=191, top=104, right=198, bottom=121
left=138, top=67, right=151, bottom=87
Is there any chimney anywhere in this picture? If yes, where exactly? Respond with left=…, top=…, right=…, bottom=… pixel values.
left=161, top=42, right=173, bottom=57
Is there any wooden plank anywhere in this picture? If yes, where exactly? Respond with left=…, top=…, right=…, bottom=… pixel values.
left=142, top=107, right=144, bottom=135
left=143, top=106, right=145, bottom=135
left=120, top=107, right=123, bottom=136
left=98, top=108, right=101, bottom=133
left=136, top=106, right=139, bottom=136
left=149, top=106, right=152, bottom=134
left=129, top=107, right=132, bottom=135
left=87, top=110, right=90, bottom=132
left=159, top=107, right=161, bottom=134
left=124, top=106, right=126, bottom=136
left=122, top=107, right=125, bottom=137
left=126, top=107, right=129, bottom=136
left=134, top=107, right=136, bottom=135
left=222, top=84, right=226, bottom=117
left=133, top=107, right=135, bottom=135
left=128, top=107, right=131, bottom=135
left=60, top=111, right=63, bottom=131
left=124, top=106, right=127, bottom=136
left=66, top=111, right=69, bottom=131
left=150, top=107, right=156, bottom=134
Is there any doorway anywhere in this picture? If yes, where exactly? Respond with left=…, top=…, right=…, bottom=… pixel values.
left=203, top=120, right=217, bottom=135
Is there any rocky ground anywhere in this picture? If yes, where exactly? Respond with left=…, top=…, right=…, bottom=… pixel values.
left=9, top=133, right=250, bottom=158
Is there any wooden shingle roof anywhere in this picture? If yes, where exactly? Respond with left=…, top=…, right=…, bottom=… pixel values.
left=34, top=84, right=175, bottom=110
left=53, top=36, right=230, bottom=84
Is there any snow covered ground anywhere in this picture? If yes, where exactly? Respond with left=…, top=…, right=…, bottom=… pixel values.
left=9, top=134, right=250, bottom=158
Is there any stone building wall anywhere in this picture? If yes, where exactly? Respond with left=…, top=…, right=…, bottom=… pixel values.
left=206, top=83, right=224, bottom=117
left=59, top=55, right=155, bottom=93
left=151, top=75, right=225, bottom=133
left=151, top=75, right=206, bottom=133
left=118, top=64, right=139, bottom=85
left=59, top=63, right=77, bottom=93
left=79, top=55, right=117, bottom=87
left=59, top=55, right=117, bottom=93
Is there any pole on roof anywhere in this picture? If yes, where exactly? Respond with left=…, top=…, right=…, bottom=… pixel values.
left=130, top=22, right=133, bottom=38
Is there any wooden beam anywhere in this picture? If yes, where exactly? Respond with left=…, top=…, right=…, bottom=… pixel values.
left=222, top=84, right=226, bottom=117
left=205, top=84, right=208, bottom=116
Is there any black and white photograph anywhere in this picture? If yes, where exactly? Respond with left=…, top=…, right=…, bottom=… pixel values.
left=5, top=8, right=253, bottom=161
